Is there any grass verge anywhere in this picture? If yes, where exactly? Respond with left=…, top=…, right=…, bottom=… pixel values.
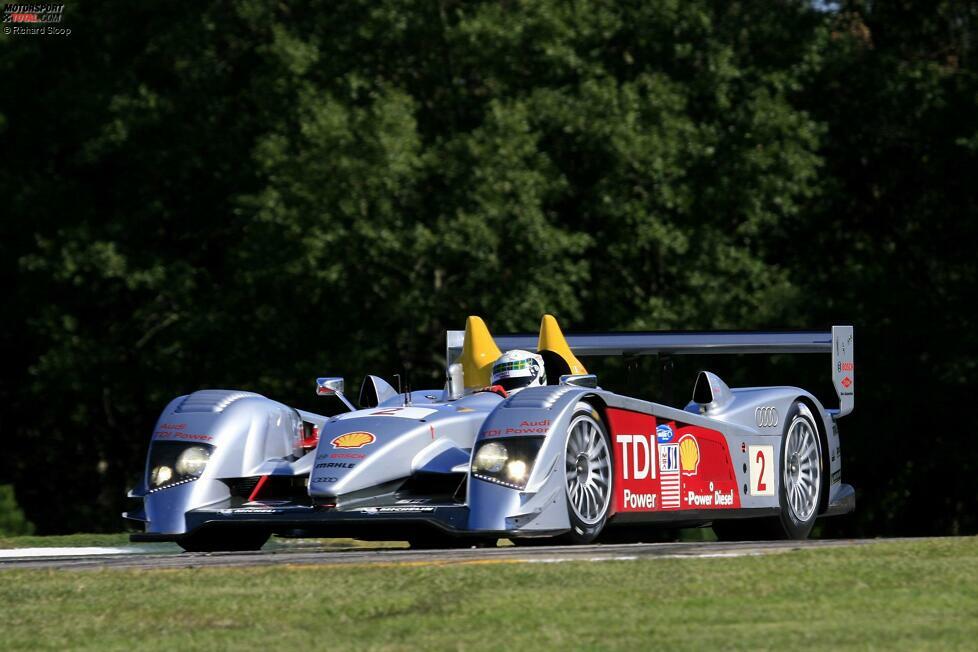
left=1, top=537, right=976, bottom=650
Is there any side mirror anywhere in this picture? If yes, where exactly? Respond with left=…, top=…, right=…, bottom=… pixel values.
left=316, top=377, right=345, bottom=396
left=445, top=363, right=464, bottom=401
left=559, top=374, right=598, bottom=388
left=359, top=375, right=398, bottom=408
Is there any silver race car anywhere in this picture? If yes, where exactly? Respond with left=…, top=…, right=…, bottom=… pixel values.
left=126, top=316, right=855, bottom=551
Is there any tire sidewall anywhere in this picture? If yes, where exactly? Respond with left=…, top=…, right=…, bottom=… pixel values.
left=777, top=402, right=822, bottom=539
left=562, top=401, right=612, bottom=544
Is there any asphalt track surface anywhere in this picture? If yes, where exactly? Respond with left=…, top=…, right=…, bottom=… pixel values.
left=0, top=538, right=894, bottom=572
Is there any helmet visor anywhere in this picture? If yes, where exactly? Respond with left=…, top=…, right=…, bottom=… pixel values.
left=495, top=375, right=535, bottom=391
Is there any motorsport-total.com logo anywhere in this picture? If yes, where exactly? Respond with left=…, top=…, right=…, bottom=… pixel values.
left=2, top=3, right=71, bottom=36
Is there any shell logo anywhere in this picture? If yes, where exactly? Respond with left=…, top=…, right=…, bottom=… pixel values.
left=331, top=431, right=376, bottom=449
left=678, top=434, right=700, bottom=476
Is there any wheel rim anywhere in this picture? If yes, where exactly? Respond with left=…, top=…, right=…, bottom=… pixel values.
left=564, top=414, right=611, bottom=525
left=783, top=414, right=821, bottom=522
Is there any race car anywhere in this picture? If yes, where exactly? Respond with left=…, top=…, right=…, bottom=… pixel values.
left=125, top=315, right=855, bottom=551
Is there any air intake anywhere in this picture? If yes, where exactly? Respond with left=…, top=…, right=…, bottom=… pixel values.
left=691, top=372, right=733, bottom=411
left=505, top=384, right=575, bottom=409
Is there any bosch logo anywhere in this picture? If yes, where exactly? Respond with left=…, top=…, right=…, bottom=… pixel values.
left=755, top=406, right=779, bottom=428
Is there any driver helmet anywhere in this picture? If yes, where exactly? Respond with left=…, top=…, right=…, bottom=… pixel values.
left=490, top=350, right=546, bottom=394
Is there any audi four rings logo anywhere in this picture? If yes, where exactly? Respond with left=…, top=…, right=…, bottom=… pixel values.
left=755, top=406, right=779, bottom=427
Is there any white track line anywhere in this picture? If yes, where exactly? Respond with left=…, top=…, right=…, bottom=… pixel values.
left=525, top=556, right=640, bottom=564
left=0, top=546, right=149, bottom=559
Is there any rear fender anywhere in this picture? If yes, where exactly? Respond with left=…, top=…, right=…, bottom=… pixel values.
left=684, top=384, right=839, bottom=511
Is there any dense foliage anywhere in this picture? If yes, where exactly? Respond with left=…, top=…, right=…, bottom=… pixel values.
left=0, top=485, right=34, bottom=536
left=1, top=0, right=975, bottom=534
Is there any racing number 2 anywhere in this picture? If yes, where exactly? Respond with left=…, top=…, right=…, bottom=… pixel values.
left=748, top=444, right=775, bottom=497
left=755, top=450, right=766, bottom=492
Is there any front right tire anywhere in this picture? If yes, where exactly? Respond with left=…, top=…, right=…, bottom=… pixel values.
left=177, top=528, right=270, bottom=552
left=558, top=402, right=613, bottom=544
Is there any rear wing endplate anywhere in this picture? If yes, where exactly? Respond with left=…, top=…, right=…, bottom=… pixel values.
left=447, top=325, right=854, bottom=416
left=831, top=325, right=854, bottom=417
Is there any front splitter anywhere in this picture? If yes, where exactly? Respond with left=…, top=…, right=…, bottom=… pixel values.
left=131, top=502, right=475, bottom=542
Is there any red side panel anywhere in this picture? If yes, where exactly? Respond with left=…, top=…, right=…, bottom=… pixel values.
left=607, top=409, right=657, bottom=513
left=607, top=407, right=740, bottom=515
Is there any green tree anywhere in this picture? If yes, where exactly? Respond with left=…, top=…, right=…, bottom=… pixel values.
left=0, top=485, right=35, bottom=536
left=788, top=3, right=978, bottom=535
left=1, top=0, right=975, bottom=536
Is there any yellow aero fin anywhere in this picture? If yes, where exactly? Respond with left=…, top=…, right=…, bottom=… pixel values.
left=459, top=316, right=502, bottom=388
left=537, top=314, right=586, bottom=375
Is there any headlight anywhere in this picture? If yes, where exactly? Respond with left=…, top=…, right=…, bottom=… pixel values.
left=506, top=460, right=528, bottom=483
left=473, top=442, right=508, bottom=473
left=175, top=446, right=210, bottom=476
left=151, top=465, right=173, bottom=486
left=471, top=438, right=544, bottom=490
left=147, top=442, right=215, bottom=491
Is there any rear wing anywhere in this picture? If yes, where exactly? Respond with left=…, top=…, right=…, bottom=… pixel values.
left=447, top=325, right=854, bottom=417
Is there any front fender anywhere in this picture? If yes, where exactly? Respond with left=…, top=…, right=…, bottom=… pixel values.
left=140, top=390, right=305, bottom=534
left=466, top=385, right=594, bottom=533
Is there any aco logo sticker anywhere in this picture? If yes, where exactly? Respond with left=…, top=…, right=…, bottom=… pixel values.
left=331, top=431, right=376, bottom=449
left=655, top=424, right=675, bottom=443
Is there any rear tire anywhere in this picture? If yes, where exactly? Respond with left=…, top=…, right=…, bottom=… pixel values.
left=177, top=528, right=270, bottom=553
left=713, top=401, right=823, bottom=541
left=775, top=402, right=823, bottom=539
